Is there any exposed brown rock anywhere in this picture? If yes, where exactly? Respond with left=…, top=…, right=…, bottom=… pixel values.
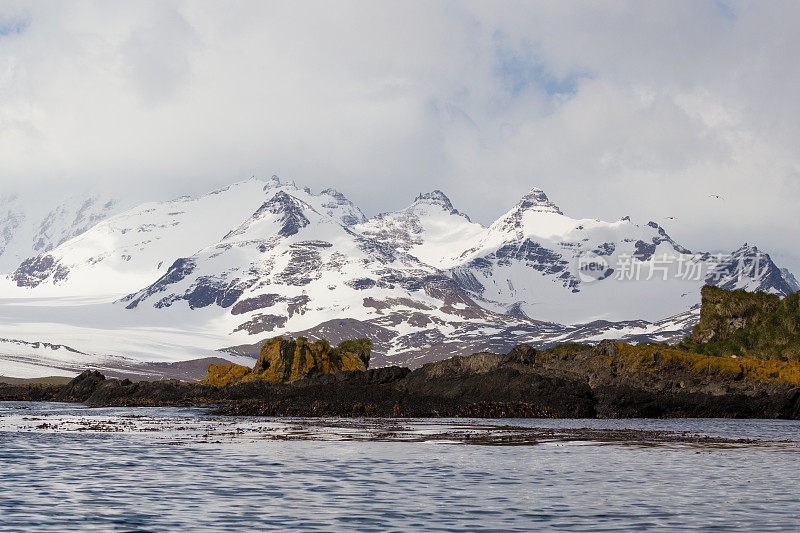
left=201, top=336, right=373, bottom=385
left=247, top=337, right=371, bottom=383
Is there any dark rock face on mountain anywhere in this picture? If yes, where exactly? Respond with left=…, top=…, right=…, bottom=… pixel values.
left=679, top=285, right=800, bottom=361
left=226, top=191, right=311, bottom=239
left=122, top=258, right=197, bottom=309
left=782, top=268, right=800, bottom=292
left=10, top=254, right=69, bottom=288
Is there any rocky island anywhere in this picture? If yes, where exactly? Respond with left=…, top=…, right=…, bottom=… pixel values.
left=3, top=286, right=800, bottom=419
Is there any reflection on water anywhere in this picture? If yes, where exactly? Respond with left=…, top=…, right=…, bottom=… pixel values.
left=1, top=402, right=800, bottom=531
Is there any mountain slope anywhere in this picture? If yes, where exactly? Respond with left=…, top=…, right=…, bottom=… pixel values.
left=7, top=177, right=365, bottom=296
left=441, top=188, right=791, bottom=323
left=781, top=268, right=800, bottom=293
left=355, top=190, right=484, bottom=268
left=122, top=190, right=510, bottom=351
left=0, top=191, right=123, bottom=273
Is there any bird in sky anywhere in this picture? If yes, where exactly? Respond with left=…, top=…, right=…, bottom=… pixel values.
left=709, top=194, right=725, bottom=200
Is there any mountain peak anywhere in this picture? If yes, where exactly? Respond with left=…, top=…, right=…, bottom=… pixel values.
left=731, top=243, right=759, bottom=256
left=414, top=190, right=454, bottom=209
left=265, top=189, right=297, bottom=207
left=257, top=174, right=295, bottom=190
left=225, top=191, right=311, bottom=240
left=319, top=187, right=367, bottom=225
left=516, top=187, right=563, bottom=215
left=409, top=190, right=472, bottom=221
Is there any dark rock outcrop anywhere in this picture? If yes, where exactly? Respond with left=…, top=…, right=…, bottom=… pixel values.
left=7, top=332, right=800, bottom=419
left=55, top=370, right=106, bottom=402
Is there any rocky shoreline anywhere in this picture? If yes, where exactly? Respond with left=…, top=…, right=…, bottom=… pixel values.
left=3, top=340, right=800, bottom=419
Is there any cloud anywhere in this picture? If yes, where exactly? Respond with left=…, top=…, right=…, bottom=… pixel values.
left=120, top=7, right=198, bottom=106
left=0, top=0, right=797, bottom=272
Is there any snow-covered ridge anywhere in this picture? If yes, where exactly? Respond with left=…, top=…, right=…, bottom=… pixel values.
left=781, top=268, right=800, bottom=292
left=0, top=175, right=796, bottom=375
left=4, top=177, right=366, bottom=296
left=355, top=189, right=484, bottom=269
left=0, top=191, right=124, bottom=273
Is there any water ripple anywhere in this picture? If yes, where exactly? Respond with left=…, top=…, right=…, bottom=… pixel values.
left=1, top=402, right=800, bottom=531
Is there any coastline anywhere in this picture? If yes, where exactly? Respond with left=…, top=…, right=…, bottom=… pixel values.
left=4, top=340, right=800, bottom=420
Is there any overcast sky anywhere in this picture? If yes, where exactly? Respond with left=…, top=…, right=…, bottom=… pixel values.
left=1, top=1, right=798, bottom=272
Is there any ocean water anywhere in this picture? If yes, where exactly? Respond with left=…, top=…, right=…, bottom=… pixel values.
left=1, top=403, right=800, bottom=531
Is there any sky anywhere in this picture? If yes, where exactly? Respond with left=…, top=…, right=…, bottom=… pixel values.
left=0, top=1, right=798, bottom=273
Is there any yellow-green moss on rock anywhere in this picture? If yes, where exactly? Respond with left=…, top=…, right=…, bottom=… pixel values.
left=591, top=340, right=800, bottom=385
left=200, top=364, right=253, bottom=386
left=200, top=337, right=372, bottom=386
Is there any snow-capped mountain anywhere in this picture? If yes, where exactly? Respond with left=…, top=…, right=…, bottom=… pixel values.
left=0, top=191, right=123, bottom=273
left=7, top=177, right=365, bottom=295
left=443, top=188, right=788, bottom=323
left=122, top=189, right=505, bottom=342
left=0, top=176, right=796, bottom=375
left=781, top=268, right=800, bottom=292
left=355, top=190, right=484, bottom=268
